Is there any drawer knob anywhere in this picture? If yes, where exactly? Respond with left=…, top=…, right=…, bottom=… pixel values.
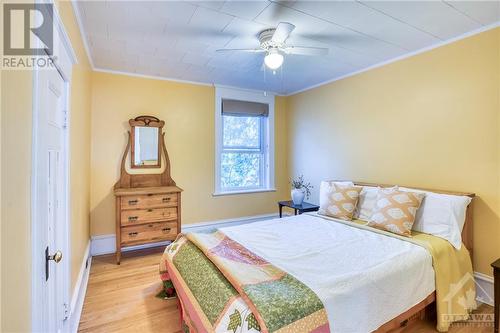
left=128, top=199, right=138, bottom=205
left=128, top=232, right=138, bottom=237
left=147, top=209, right=153, bottom=212
left=128, top=216, right=138, bottom=221
left=162, top=227, right=171, bottom=233
left=162, top=197, right=171, bottom=202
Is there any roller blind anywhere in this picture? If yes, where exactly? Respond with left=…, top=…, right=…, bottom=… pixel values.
left=222, top=99, right=269, bottom=117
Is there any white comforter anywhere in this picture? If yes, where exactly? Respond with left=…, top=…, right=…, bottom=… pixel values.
left=220, top=213, right=435, bottom=333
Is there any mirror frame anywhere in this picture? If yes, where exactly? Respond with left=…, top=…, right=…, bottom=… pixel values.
left=129, top=115, right=164, bottom=169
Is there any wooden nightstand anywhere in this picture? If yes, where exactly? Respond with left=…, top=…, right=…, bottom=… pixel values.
left=278, top=201, right=319, bottom=218
left=492, top=259, right=500, bottom=333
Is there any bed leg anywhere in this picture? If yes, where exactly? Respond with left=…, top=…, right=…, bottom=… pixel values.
left=177, top=297, right=183, bottom=330
left=424, top=302, right=437, bottom=321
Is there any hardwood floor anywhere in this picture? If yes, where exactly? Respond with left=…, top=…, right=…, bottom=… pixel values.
left=79, top=247, right=494, bottom=333
left=78, top=247, right=181, bottom=333
left=401, top=304, right=493, bottom=333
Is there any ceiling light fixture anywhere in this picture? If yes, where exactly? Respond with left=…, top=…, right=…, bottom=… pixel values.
left=264, top=48, right=284, bottom=70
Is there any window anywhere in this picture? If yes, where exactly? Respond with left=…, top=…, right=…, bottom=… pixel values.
left=215, top=88, right=275, bottom=195
left=221, top=115, right=264, bottom=189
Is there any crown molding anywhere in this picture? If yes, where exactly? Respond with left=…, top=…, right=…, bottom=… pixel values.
left=93, top=67, right=283, bottom=95
left=70, top=0, right=499, bottom=98
left=214, top=84, right=278, bottom=96
left=285, top=21, right=500, bottom=96
left=93, top=67, right=215, bottom=86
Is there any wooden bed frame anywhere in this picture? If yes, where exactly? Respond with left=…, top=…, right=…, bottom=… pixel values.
left=169, top=180, right=475, bottom=333
left=351, top=182, right=475, bottom=332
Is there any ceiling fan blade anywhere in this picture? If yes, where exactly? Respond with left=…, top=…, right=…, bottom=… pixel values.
left=284, top=46, right=329, bottom=56
left=216, top=48, right=265, bottom=53
left=271, top=22, right=295, bottom=44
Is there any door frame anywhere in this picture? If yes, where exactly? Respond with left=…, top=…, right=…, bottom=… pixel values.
left=31, top=2, right=77, bottom=332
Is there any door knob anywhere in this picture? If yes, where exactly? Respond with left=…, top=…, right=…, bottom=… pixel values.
left=47, top=250, right=63, bottom=263
left=45, top=247, right=63, bottom=281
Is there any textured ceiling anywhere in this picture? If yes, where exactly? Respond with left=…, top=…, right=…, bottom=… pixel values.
left=75, top=1, right=500, bottom=94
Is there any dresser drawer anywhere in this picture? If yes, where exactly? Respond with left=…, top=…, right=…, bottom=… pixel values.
left=121, top=193, right=177, bottom=210
left=121, top=207, right=177, bottom=226
left=121, top=221, right=178, bottom=246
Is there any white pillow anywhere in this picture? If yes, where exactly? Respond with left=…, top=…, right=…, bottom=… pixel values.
left=353, top=186, right=398, bottom=221
left=399, top=187, right=472, bottom=249
left=353, top=186, right=378, bottom=221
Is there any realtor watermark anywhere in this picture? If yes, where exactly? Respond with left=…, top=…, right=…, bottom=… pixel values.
left=2, top=2, right=56, bottom=69
left=441, top=272, right=494, bottom=328
left=441, top=313, right=494, bottom=328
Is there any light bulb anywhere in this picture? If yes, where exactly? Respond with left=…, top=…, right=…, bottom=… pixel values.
left=264, top=49, right=284, bottom=70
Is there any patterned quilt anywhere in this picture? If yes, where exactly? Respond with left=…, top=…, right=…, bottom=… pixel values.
left=159, top=231, right=330, bottom=333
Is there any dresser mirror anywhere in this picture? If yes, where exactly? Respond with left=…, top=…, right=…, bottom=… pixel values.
left=130, top=116, right=163, bottom=168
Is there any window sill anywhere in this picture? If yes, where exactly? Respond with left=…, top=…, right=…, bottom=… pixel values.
left=212, top=188, right=277, bottom=197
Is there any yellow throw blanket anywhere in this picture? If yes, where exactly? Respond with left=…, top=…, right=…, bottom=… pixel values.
left=313, top=214, right=476, bottom=332
left=412, top=231, right=475, bottom=331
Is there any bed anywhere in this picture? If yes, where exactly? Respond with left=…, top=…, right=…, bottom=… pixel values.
left=159, top=182, right=475, bottom=333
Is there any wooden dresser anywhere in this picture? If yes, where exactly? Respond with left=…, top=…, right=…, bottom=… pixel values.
left=114, top=116, right=182, bottom=264
left=114, top=186, right=181, bottom=264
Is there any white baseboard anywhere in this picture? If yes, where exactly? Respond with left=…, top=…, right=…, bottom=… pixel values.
left=90, top=213, right=278, bottom=256
left=183, top=213, right=278, bottom=232
left=90, top=234, right=116, bottom=256
left=474, top=272, right=494, bottom=306
left=90, top=234, right=171, bottom=256
left=69, top=241, right=91, bottom=333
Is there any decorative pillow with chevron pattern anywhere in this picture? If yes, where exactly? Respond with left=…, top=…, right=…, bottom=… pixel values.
left=368, top=188, right=425, bottom=237
left=318, top=182, right=362, bottom=221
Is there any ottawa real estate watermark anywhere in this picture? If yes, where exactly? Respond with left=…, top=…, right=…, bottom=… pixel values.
left=441, top=272, right=494, bottom=328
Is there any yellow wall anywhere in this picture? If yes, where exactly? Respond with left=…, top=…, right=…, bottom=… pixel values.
left=1, top=2, right=34, bottom=331
left=90, top=72, right=289, bottom=236
left=1, top=69, right=33, bottom=333
left=0, top=1, right=91, bottom=331
left=0, top=4, right=498, bottom=331
left=286, top=28, right=500, bottom=276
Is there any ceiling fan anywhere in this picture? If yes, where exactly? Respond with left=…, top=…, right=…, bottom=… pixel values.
left=216, top=22, right=329, bottom=70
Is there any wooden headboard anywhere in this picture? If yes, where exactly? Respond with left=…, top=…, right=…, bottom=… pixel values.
left=350, top=181, right=475, bottom=259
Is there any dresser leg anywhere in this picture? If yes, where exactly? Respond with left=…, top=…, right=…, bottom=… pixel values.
left=116, top=250, right=121, bottom=265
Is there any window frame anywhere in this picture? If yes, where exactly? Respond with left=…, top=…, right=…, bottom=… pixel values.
left=214, top=87, right=275, bottom=196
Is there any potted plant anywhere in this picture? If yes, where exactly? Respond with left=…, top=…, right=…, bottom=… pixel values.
left=290, top=175, right=313, bottom=205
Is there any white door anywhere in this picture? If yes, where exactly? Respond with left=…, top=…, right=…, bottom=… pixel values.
left=33, top=66, right=69, bottom=333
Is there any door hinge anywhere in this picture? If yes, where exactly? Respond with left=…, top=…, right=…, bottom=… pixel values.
left=63, top=302, right=70, bottom=321
left=62, top=110, right=68, bottom=129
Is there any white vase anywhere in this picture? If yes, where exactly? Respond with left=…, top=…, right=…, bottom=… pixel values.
left=291, top=188, right=305, bottom=205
